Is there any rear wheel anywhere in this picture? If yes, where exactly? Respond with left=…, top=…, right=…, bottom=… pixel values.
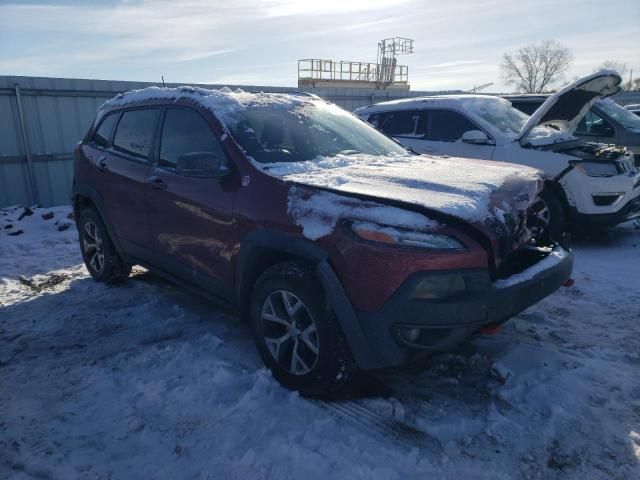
left=78, top=207, right=131, bottom=283
left=250, top=262, right=358, bottom=398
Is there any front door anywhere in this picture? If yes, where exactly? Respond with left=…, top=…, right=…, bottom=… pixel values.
left=415, top=108, right=496, bottom=160
left=146, top=107, right=237, bottom=296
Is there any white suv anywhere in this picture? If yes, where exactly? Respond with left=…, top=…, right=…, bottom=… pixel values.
left=355, top=72, right=640, bottom=234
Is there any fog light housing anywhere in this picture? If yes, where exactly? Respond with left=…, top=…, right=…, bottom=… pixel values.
left=410, top=275, right=466, bottom=300
left=592, top=193, right=623, bottom=206
left=399, top=327, right=421, bottom=343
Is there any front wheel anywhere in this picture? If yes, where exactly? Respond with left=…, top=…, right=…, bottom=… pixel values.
left=536, top=186, right=568, bottom=242
left=249, top=262, right=358, bottom=398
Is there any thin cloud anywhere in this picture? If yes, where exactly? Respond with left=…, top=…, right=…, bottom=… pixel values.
left=418, top=60, right=484, bottom=69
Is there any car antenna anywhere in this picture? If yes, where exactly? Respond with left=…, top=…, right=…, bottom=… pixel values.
left=162, top=75, right=166, bottom=88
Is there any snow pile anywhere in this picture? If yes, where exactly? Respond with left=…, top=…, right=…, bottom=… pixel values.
left=266, top=153, right=541, bottom=236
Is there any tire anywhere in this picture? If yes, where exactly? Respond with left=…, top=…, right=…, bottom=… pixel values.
left=249, top=261, right=358, bottom=398
left=78, top=207, right=131, bottom=283
left=538, top=185, right=568, bottom=242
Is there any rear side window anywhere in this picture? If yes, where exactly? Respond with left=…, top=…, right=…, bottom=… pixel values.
left=371, top=110, right=426, bottom=137
left=93, top=113, right=118, bottom=148
left=112, top=108, right=160, bottom=159
left=427, top=109, right=479, bottom=142
left=159, top=108, right=226, bottom=169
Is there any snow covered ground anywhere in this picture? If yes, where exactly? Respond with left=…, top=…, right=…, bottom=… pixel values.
left=1, top=205, right=639, bottom=479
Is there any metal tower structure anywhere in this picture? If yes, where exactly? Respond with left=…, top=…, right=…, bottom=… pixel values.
left=376, top=37, right=414, bottom=87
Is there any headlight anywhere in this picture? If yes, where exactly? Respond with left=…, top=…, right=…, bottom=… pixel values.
left=571, top=161, right=619, bottom=177
left=349, top=221, right=466, bottom=250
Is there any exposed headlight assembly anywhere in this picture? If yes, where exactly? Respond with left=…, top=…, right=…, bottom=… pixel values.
left=349, top=221, right=466, bottom=250
left=570, top=160, right=619, bottom=177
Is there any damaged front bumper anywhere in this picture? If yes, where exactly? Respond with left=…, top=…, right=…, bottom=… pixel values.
left=354, top=244, right=573, bottom=369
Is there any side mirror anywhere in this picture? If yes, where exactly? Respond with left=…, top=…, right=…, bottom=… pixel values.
left=176, top=152, right=230, bottom=178
left=461, top=130, right=493, bottom=145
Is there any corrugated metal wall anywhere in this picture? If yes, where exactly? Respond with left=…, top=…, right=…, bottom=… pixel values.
left=0, top=76, right=152, bottom=208
left=2, top=75, right=639, bottom=208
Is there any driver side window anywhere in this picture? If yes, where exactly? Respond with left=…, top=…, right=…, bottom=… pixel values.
left=575, top=110, right=614, bottom=138
left=159, top=108, right=227, bottom=169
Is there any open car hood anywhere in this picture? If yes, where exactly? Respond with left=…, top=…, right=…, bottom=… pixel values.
left=518, top=71, right=622, bottom=145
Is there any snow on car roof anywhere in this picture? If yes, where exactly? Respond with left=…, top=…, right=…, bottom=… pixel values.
left=354, top=94, right=510, bottom=113
left=99, top=86, right=317, bottom=129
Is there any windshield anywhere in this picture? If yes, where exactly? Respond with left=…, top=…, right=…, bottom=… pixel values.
left=597, top=98, right=640, bottom=133
left=459, top=97, right=529, bottom=138
left=225, top=100, right=409, bottom=163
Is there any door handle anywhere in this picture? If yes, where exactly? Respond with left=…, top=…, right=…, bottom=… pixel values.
left=96, top=156, right=108, bottom=172
left=147, top=176, right=167, bottom=190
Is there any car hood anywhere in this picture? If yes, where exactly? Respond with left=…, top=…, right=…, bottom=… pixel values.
left=518, top=70, right=622, bottom=145
left=261, top=153, right=544, bottom=262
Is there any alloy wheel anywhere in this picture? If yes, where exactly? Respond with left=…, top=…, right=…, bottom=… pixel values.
left=261, top=290, right=320, bottom=376
left=528, top=196, right=551, bottom=237
left=83, top=220, right=105, bottom=273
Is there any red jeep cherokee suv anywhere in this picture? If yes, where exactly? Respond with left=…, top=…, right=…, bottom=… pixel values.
left=73, top=87, right=573, bottom=397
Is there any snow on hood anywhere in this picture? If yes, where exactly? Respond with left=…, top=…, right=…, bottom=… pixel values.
left=287, top=186, right=439, bottom=240
left=99, top=86, right=313, bottom=129
left=518, top=70, right=622, bottom=145
left=262, top=153, right=543, bottom=238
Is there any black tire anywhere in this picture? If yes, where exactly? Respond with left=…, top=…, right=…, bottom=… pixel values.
left=78, top=207, right=131, bottom=283
left=249, top=261, right=358, bottom=398
left=539, top=185, right=568, bottom=241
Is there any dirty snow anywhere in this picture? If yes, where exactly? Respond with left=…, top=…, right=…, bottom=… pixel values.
left=267, top=152, right=541, bottom=231
left=1, top=206, right=640, bottom=480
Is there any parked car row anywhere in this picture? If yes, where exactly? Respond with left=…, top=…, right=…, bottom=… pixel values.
left=355, top=71, right=640, bottom=234
left=72, top=73, right=634, bottom=397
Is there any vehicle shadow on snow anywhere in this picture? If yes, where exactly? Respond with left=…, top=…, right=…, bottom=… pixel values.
left=1, top=262, right=505, bottom=407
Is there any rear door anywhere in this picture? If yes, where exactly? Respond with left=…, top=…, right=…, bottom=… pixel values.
left=368, top=110, right=433, bottom=153
left=91, top=108, right=159, bottom=255
left=422, top=109, right=496, bottom=159
left=146, top=107, right=237, bottom=296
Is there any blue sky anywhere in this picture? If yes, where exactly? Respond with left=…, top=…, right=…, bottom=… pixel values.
left=1, top=0, right=638, bottom=92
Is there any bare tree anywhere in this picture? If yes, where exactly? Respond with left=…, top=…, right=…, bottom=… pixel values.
left=597, top=60, right=628, bottom=77
left=501, top=40, right=573, bottom=93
